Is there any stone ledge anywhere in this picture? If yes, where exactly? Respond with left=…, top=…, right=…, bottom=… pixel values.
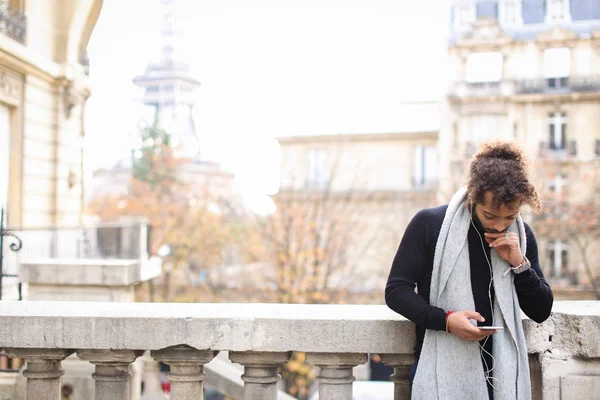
left=0, top=301, right=598, bottom=357
left=18, top=259, right=155, bottom=286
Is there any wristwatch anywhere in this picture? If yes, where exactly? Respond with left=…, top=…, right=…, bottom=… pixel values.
left=510, top=256, right=531, bottom=274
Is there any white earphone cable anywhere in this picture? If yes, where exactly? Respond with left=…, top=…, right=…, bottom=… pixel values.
left=470, top=207, right=501, bottom=392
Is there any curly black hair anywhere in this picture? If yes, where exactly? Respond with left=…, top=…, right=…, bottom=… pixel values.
left=467, top=141, right=542, bottom=214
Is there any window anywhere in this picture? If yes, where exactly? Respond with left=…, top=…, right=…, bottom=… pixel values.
left=454, top=2, right=476, bottom=31
left=547, top=240, right=568, bottom=277
left=543, top=48, right=571, bottom=89
left=307, top=149, right=329, bottom=189
left=545, top=0, right=571, bottom=23
left=548, top=174, right=567, bottom=213
left=548, top=112, right=567, bottom=150
left=413, top=146, right=437, bottom=188
left=548, top=174, right=567, bottom=197
left=547, top=76, right=569, bottom=90
left=465, top=52, right=504, bottom=83
left=499, top=0, right=523, bottom=26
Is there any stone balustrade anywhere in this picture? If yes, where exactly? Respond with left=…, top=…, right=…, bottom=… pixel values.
left=0, top=301, right=599, bottom=400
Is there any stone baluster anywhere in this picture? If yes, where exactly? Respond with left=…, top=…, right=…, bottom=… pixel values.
left=229, top=351, right=291, bottom=400
left=306, top=353, right=368, bottom=400
left=380, top=354, right=414, bottom=400
left=7, top=348, right=73, bottom=400
left=151, top=345, right=218, bottom=400
left=77, top=349, right=144, bottom=400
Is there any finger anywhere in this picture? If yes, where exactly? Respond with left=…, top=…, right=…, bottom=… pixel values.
left=463, top=311, right=485, bottom=322
left=467, top=333, right=490, bottom=341
left=484, top=232, right=504, bottom=238
left=470, top=330, right=495, bottom=341
left=464, top=324, right=486, bottom=336
left=489, top=238, right=507, bottom=247
left=486, top=232, right=517, bottom=241
left=490, top=238, right=517, bottom=248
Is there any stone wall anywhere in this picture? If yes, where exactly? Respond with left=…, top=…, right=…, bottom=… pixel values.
left=0, top=301, right=598, bottom=399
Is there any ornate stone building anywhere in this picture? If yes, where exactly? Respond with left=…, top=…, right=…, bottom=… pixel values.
left=0, top=0, right=103, bottom=227
left=278, top=1, right=600, bottom=294
left=442, top=0, right=600, bottom=290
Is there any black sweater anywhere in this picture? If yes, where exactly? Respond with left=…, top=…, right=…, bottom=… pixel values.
left=385, top=205, right=553, bottom=364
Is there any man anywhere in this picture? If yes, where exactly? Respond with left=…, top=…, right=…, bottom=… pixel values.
left=385, top=141, right=553, bottom=400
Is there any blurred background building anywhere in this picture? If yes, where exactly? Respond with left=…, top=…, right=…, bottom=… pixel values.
left=441, top=0, right=600, bottom=294
left=276, top=102, right=439, bottom=295
left=1, top=0, right=600, bottom=397
left=275, top=0, right=600, bottom=298
left=0, top=0, right=102, bottom=227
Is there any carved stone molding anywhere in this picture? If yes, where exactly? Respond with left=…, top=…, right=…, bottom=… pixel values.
left=535, top=26, right=578, bottom=49
left=61, top=83, right=78, bottom=119
left=0, top=67, right=22, bottom=106
left=455, top=18, right=514, bottom=52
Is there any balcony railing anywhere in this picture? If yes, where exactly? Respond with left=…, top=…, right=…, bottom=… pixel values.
left=0, top=1, right=26, bottom=44
left=538, top=140, right=577, bottom=160
left=451, top=76, right=600, bottom=98
left=451, top=80, right=512, bottom=98
left=0, top=219, right=151, bottom=300
left=515, top=76, right=599, bottom=94
left=0, top=301, right=599, bottom=400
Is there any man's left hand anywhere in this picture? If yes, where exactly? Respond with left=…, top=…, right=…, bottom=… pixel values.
left=484, top=232, right=523, bottom=267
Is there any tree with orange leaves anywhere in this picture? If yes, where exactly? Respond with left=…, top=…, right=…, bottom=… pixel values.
left=87, top=121, right=237, bottom=301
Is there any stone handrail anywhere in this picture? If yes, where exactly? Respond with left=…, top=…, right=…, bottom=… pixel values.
left=1, top=301, right=599, bottom=399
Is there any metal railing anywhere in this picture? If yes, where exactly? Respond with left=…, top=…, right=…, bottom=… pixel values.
left=516, top=76, right=600, bottom=94
left=0, top=219, right=151, bottom=300
left=451, top=81, right=505, bottom=98
left=538, top=140, right=577, bottom=159
left=0, top=208, right=22, bottom=301
left=451, top=76, right=600, bottom=98
left=0, top=0, right=26, bottom=44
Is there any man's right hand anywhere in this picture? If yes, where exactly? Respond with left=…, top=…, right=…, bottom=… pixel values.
left=447, top=310, right=496, bottom=341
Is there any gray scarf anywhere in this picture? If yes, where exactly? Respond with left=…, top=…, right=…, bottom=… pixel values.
left=412, top=187, right=531, bottom=400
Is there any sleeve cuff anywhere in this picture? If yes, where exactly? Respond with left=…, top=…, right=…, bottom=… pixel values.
left=513, top=267, right=538, bottom=285
left=425, top=306, right=447, bottom=331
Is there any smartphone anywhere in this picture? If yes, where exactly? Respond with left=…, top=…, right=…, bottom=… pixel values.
left=479, top=326, right=503, bottom=330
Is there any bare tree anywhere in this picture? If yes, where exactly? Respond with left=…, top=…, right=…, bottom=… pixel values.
left=244, top=141, right=437, bottom=304
left=532, top=158, right=600, bottom=299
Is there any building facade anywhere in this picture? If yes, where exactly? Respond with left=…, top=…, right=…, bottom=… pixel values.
left=443, top=0, right=600, bottom=290
left=277, top=1, right=600, bottom=294
left=0, top=0, right=104, bottom=227
left=276, top=109, right=440, bottom=294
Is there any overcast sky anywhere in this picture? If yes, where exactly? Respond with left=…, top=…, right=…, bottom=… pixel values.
left=85, top=0, right=450, bottom=199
